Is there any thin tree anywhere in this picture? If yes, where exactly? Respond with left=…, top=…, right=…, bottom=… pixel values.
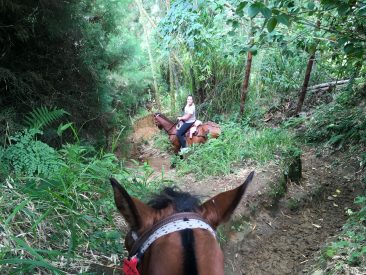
left=135, top=0, right=161, bottom=111
left=165, top=0, right=176, bottom=114
left=239, top=51, right=253, bottom=118
left=295, top=20, right=321, bottom=114
left=239, top=21, right=254, bottom=118
left=169, top=56, right=176, bottom=113
left=295, top=51, right=316, bottom=114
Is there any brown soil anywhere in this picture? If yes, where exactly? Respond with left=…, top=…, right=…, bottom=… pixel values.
left=221, top=149, right=361, bottom=275
left=128, top=119, right=364, bottom=275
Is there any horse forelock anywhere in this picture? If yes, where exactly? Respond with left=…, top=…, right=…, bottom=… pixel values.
left=135, top=187, right=223, bottom=275
left=148, top=187, right=201, bottom=213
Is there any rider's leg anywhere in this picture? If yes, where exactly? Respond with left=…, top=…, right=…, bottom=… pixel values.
left=176, top=122, right=194, bottom=148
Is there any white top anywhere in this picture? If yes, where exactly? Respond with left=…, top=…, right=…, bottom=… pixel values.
left=184, top=104, right=196, bottom=123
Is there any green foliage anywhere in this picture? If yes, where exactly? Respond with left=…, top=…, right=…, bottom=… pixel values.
left=175, top=122, right=297, bottom=178
left=321, top=195, right=366, bottom=271
left=304, top=88, right=366, bottom=147
left=153, top=132, right=174, bottom=152
left=3, top=129, right=64, bottom=177
left=0, top=137, right=167, bottom=273
left=0, top=0, right=149, bottom=148
left=24, top=106, right=69, bottom=130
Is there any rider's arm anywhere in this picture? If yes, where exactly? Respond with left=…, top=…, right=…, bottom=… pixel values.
left=178, top=113, right=192, bottom=121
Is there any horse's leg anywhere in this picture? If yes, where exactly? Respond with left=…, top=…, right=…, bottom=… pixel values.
left=170, top=135, right=180, bottom=154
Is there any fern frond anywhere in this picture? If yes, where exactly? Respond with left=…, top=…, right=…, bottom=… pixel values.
left=24, top=106, right=70, bottom=130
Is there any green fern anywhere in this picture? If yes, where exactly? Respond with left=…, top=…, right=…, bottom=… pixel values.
left=24, top=106, right=70, bottom=130
left=5, top=129, right=64, bottom=177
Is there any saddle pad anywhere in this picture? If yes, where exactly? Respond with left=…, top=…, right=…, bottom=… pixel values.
left=189, top=120, right=202, bottom=138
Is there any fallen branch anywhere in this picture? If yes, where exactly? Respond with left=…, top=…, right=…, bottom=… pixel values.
left=307, top=79, right=349, bottom=91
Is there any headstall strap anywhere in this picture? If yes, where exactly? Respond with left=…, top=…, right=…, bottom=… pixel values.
left=127, top=212, right=215, bottom=259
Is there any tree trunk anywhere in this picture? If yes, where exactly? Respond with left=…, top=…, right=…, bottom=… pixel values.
left=169, top=56, right=176, bottom=113
left=295, top=52, right=315, bottom=114
left=295, top=20, right=320, bottom=115
left=190, top=66, right=196, bottom=97
left=135, top=0, right=161, bottom=111
left=239, top=51, right=253, bottom=118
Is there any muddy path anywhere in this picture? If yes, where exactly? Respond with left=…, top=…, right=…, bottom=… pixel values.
left=129, top=116, right=364, bottom=275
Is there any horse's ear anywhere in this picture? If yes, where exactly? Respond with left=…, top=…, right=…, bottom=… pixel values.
left=110, top=178, right=155, bottom=231
left=198, top=171, right=254, bottom=229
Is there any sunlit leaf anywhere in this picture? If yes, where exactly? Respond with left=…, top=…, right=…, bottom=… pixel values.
left=249, top=46, right=258, bottom=55
left=267, top=17, right=277, bottom=32
left=260, top=7, right=272, bottom=19
left=236, top=1, right=248, bottom=16
left=307, top=1, right=315, bottom=10
left=247, top=3, right=261, bottom=18
left=276, top=14, right=290, bottom=26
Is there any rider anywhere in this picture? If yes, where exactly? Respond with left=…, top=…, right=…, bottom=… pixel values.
left=177, top=95, right=196, bottom=153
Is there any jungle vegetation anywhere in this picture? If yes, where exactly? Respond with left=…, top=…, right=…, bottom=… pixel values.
left=0, top=0, right=365, bottom=273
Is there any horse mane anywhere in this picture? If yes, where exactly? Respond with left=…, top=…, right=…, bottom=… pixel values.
left=148, top=187, right=201, bottom=212
left=154, top=112, right=175, bottom=124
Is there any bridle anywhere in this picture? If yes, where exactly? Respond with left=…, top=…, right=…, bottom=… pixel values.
left=125, top=212, right=216, bottom=268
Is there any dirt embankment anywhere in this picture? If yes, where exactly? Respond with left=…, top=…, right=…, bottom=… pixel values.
left=130, top=117, right=364, bottom=275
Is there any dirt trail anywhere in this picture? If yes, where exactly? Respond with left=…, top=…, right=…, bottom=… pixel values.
left=222, top=149, right=360, bottom=275
left=130, top=118, right=363, bottom=275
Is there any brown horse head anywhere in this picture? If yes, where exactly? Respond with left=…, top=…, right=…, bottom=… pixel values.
left=153, top=113, right=176, bottom=131
left=153, top=112, right=163, bottom=130
left=110, top=171, right=254, bottom=275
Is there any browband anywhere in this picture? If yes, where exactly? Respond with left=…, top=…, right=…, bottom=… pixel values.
left=128, top=212, right=216, bottom=258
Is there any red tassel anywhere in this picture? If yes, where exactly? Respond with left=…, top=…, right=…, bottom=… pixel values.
left=123, top=256, right=139, bottom=275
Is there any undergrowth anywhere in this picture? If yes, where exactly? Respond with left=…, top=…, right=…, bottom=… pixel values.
left=317, top=193, right=366, bottom=274
left=304, top=87, right=366, bottom=148
left=0, top=129, right=166, bottom=273
left=174, top=122, right=298, bottom=178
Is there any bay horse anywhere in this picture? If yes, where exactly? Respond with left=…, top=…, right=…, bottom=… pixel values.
left=153, top=113, right=221, bottom=154
left=110, top=171, right=254, bottom=275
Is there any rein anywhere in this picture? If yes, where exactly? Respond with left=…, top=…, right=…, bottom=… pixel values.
left=123, top=212, right=216, bottom=274
left=166, top=123, right=177, bottom=135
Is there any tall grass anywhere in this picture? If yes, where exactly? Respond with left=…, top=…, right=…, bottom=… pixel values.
left=175, top=122, right=297, bottom=178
